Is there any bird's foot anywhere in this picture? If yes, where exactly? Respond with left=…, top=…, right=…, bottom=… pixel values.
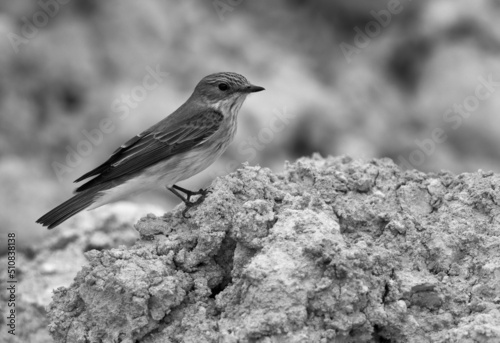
left=168, top=185, right=211, bottom=218
left=185, top=188, right=209, bottom=202
left=181, top=190, right=210, bottom=218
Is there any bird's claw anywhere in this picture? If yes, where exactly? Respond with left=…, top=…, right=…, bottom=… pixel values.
left=181, top=188, right=210, bottom=219
left=198, top=188, right=212, bottom=196
left=182, top=207, right=192, bottom=219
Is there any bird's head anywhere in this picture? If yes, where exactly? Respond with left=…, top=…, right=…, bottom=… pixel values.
left=192, top=72, right=264, bottom=109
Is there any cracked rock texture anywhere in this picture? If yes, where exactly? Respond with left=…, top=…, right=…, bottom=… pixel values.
left=48, top=156, right=500, bottom=342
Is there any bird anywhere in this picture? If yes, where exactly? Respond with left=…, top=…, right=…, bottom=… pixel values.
left=37, top=72, right=265, bottom=229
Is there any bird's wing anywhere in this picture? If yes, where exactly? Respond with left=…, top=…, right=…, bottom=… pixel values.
left=74, top=109, right=223, bottom=192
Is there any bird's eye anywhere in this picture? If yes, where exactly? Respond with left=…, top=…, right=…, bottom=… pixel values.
left=218, top=83, right=229, bottom=91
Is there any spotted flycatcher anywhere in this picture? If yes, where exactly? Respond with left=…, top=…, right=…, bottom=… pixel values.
left=37, top=72, right=264, bottom=229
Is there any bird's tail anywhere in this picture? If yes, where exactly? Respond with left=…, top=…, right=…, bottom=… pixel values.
left=37, top=187, right=103, bottom=229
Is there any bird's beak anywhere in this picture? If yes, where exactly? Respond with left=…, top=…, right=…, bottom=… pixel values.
left=244, top=84, right=265, bottom=93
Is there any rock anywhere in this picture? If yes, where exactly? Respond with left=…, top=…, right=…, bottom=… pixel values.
left=44, top=156, right=500, bottom=342
left=0, top=202, right=161, bottom=343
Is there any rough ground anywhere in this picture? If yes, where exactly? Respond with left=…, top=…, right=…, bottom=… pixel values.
left=14, top=156, right=500, bottom=342
left=0, top=203, right=158, bottom=343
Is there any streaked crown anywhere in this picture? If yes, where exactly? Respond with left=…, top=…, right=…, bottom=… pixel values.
left=202, top=72, right=249, bottom=87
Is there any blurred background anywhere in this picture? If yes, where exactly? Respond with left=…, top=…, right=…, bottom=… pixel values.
left=1, top=0, right=500, bottom=249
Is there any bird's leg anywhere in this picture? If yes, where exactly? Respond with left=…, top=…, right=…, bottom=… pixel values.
left=172, top=185, right=208, bottom=202
left=168, top=185, right=211, bottom=218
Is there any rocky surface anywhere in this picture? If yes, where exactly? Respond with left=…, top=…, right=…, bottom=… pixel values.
left=0, top=203, right=160, bottom=343
left=41, top=156, right=500, bottom=342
